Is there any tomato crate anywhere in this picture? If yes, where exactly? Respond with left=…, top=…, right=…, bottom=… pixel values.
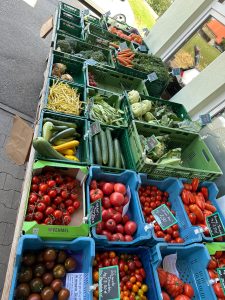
left=151, top=243, right=217, bottom=300
left=95, top=246, right=158, bottom=300
left=43, top=78, right=86, bottom=118
left=57, top=18, right=83, bottom=40
left=180, top=179, right=225, bottom=243
left=49, top=51, right=86, bottom=87
left=129, top=121, right=222, bottom=180
left=9, top=235, right=94, bottom=300
left=86, top=65, right=149, bottom=95
left=89, top=123, right=136, bottom=172
left=58, top=1, right=81, bottom=17
left=84, top=23, right=135, bottom=50
left=58, top=8, right=82, bottom=25
left=54, top=33, right=115, bottom=69
left=138, top=174, right=202, bottom=246
left=83, top=14, right=107, bottom=29
left=36, top=110, right=90, bottom=166
left=22, top=160, right=89, bottom=239
left=86, top=166, right=151, bottom=246
left=86, top=87, right=129, bottom=128
left=125, top=93, right=195, bottom=134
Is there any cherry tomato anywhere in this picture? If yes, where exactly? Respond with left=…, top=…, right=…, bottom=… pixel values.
left=53, top=210, right=63, bottom=219
left=48, top=189, right=57, bottom=198
left=42, top=195, right=51, bottom=206
left=172, top=230, right=180, bottom=238
left=44, top=217, right=53, bottom=225
left=47, top=180, right=56, bottom=188
left=45, top=207, right=54, bottom=216
left=54, top=196, right=63, bottom=205
left=29, top=194, right=38, bottom=204
left=67, top=206, right=75, bottom=215
left=61, top=190, right=68, bottom=199
left=65, top=199, right=73, bottom=207
left=31, top=184, right=39, bottom=192
left=73, top=201, right=80, bottom=209
left=70, top=193, right=78, bottom=201
left=39, top=183, right=48, bottom=193
left=36, top=202, right=46, bottom=212
left=63, top=214, right=71, bottom=225
left=32, top=176, right=40, bottom=184
left=34, top=211, right=44, bottom=222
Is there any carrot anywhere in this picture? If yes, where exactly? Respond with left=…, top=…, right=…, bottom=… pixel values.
left=118, top=52, right=133, bottom=58
left=119, top=49, right=131, bottom=54
left=117, top=56, right=129, bottom=66
left=109, top=42, right=119, bottom=49
left=129, top=54, right=135, bottom=59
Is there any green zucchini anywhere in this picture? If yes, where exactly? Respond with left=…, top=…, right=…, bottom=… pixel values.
left=42, top=121, right=54, bottom=141
left=49, top=128, right=76, bottom=144
left=114, top=138, right=121, bottom=168
left=33, top=137, right=68, bottom=160
left=52, top=125, right=69, bottom=131
left=73, top=132, right=81, bottom=139
left=106, top=128, right=114, bottom=167
left=93, top=134, right=102, bottom=165
left=43, top=118, right=77, bottom=129
left=117, top=142, right=126, bottom=168
left=100, top=129, right=108, bottom=165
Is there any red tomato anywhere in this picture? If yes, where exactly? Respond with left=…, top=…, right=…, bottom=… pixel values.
left=162, top=291, right=170, bottom=300
left=102, top=197, right=111, bottom=209
left=96, top=222, right=104, bottom=234
left=113, top=212, right=122, bottom=224
left=53, top=210, right=63, bottom=219
left=157, top=268, right=167, bottom=287
left=90, top=189, right=104, bottom=202
left=174, top=295, right=191, bottom=300
left=110, top=192, right=124, bottom=206
left=114, top=183, right=126, bottom=195
left=44, top=217, right=53, bottom=224
left=176, top=237, right=184, bottom=243
left=45, top=207, right=54, bottom=216
left=208, top=257, right=218, bottom=269
left=70, top=193, right=78, bottom=201
left=164, top=234, right=172, bottom=242
left=102, top=230, right=112, bottom=240
left=65, top=199, right=73, bottom=207
left=215, top=251, right=223, bottom=259
left=90, top=180, right=97, bottom=190
left=156, top=231, right=164, bottom=238
left=61, top=190, right=68, bottom=199
left=172, top=231, right=180, bottom=238
left=31, top=184, right=39, bottom=192
left=124, top=235, right=133, bottom=242
left=102, top=210, right=110, bottom=222
left=181, top=190, right=189, bottom=205
left=102, top=183, right=114, bottom=195
left=36, top=202, right=46, bottom=212
left=191, top=178, right=199, bottom=192
left=73, top=201, right=80, bottom=210
left=105, top=219, right=116, bottom=232
left=39, top=183, right=48, bottom=192
left=48, top=189, right=57, bottom=198
left=29, top=194, right=38, bottom=204
left=124, top=221, right=137, bottom=235
left=122, top=215, right=130, bottom=224
left=42, top=195, right=51, bottom=206
left=47, top=180, right=56, bottom=188
left=63, top=214, right=71, bottom=225
left=208, top=269, right=218, bottom=279
left=201, top=187, right=209, bottom=199
left=32, top=176, right=40, bottom=184
left=27, top=204, right=35, bottom=213
left=188, top=213, right=196, bottom=225
left=183, top=283, right=194, bottom=298
left=172, top=224, right=179, bottom=230
left=25, top=213, right=34, bottom=221
left=213, top=283, right=224, bottom=297
left=54, top=196, right=63, bottom=205
left=67, top=206, right=75, bottom=214
left=34, top=211, right=44, bottom=222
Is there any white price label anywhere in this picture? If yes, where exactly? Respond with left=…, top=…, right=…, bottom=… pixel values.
left=65, top=273, right=88, bottom=300
left=147, top=72, right=158, bottom=82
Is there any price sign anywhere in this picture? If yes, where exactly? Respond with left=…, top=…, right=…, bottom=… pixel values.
left=83, top=9, right=89, bottom=15
left=139, top=45, right=147, bottom=52
left=172, top=68, right=181, bottom=76
left=200, top=113, right=212, bottom=126
left=119, top=42, right=128, bottom=51
left=90, top=121, right=101, bottom=136
left=99, top=266, right=120, bottom=300
left=152, top=204, right=178, bottom=230
left=89, top=199, right=102, bottom=227
left=217, top=268, right=225, bottom=295
left=85, top=58, right=97, bottom=66
left=65, top=273, right=88, bottom=299
left=206, top=212, right=225, bottom=238
left=147, top=72, right=158, bottom=82
left=146, top=135, right=158, bottom=152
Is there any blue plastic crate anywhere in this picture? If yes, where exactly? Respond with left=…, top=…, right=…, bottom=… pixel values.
left=138, top=174, right=203, bottom=246
left=150, top=243, right=216, bottom=300
left=96, top=246, right=158, bottom=300
left=181, top=179, right=225, bottom=242
left=9, top=235, right=95, bottom=300
left=86, top=166, right=151, bottom=246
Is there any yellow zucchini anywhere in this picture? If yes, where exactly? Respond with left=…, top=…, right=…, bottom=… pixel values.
left=58, top=149, right=75, bottom=155
left=64, top=155, right=80, bottom=161
left=53, top=140, right=79, bottom=151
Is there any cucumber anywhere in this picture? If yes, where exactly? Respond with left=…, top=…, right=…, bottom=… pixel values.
left=33, top=137, right=68, bottom=160
left=43, top=118, right=77, bottom=129
left=42, top=121, right=54, bottom=141
left=100, top=130, right=108, bottom=165
left=52, top=125, right=69, bottom=131
left=49, top=128, right=75, bottom=144
left=106, top=128, right=114, bottom=167
left=93, top=134, right=102, bottom=165
left=117, top=141, right=125, bottom=168
left=114, top=138, right=121, bottom=168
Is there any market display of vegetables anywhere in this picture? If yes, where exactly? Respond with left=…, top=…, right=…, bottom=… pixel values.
left=158, top=268, right=195, bottom=299
left=33, top=117, right=82, bottom=162
left=14, top=248, right=77, bottom=300
left=93, top=251, right=149, bottom=300
left=88, top=93, right=127, bottom=127
left=207, top=251, right=225, bottom=299
left=108, top=26, right=143, bottom=44
left=92, top=127, right=126, bottom=168
left=46, top=80, right=83, bottom=116
left=138, top=184, right=184, bottom=243
left=25, top=170, right=81, bottom=225
left=116, top=49, right=170, bottom=81
left=90, top=180, right=137, bottom=241
left=181, top=179, right=225, bottom=241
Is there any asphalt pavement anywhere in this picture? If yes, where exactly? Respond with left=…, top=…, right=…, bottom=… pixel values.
left=0, top=0, right=83, bottom=118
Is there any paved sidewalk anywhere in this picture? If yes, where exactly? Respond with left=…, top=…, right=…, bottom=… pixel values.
left=0, top=108, right=27, bottom=295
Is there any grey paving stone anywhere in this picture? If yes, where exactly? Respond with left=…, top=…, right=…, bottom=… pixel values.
left=0, top=133, right=6, bottom=147
left=0, top=245, right=12, bottom=265
left=4, top=174, right=23, bottom=193
left=11, top=191, right=22, bottom=210
left=0, top=173, right=6, bottom=189
left=0, top=223, right=7, bottom=244
left=3, top=223, right=15, bottom=246
left=0, top=263, right=7, bottom=294
left=0, top=190, right=14, bottom=209
left=0, top=203, right=17, bottom=223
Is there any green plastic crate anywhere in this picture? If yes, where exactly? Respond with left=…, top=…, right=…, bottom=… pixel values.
left=84, top=23, right=135, bottom=50
left=43, top=78, right=86, bottom=118
left=59, top=9, right=82, bottom=25
left=103, top=16, right=138, bottom=34
left=129, top=121, right=222, bottom=180
left=54, top=33, right=115, bottom=69
left=145, top=78, right=169, bottom=98
left=57, top=18, right=83, bottom=39
left=36, top=110, right=90, bottom=166
left=125, top=93, right=196, bottom=134
left=86, top=65, right=149, bottom=95
left=86, top=87, right=129, bottom=128
left=49, top=51, right=86, bottom=86
left=89, top=124, right=135, bottom=172
left=22, top=160, right=89, bottom=240
left=83, top=14, right=106, bottom=29
left=58, top=1, right=81, bottom=17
